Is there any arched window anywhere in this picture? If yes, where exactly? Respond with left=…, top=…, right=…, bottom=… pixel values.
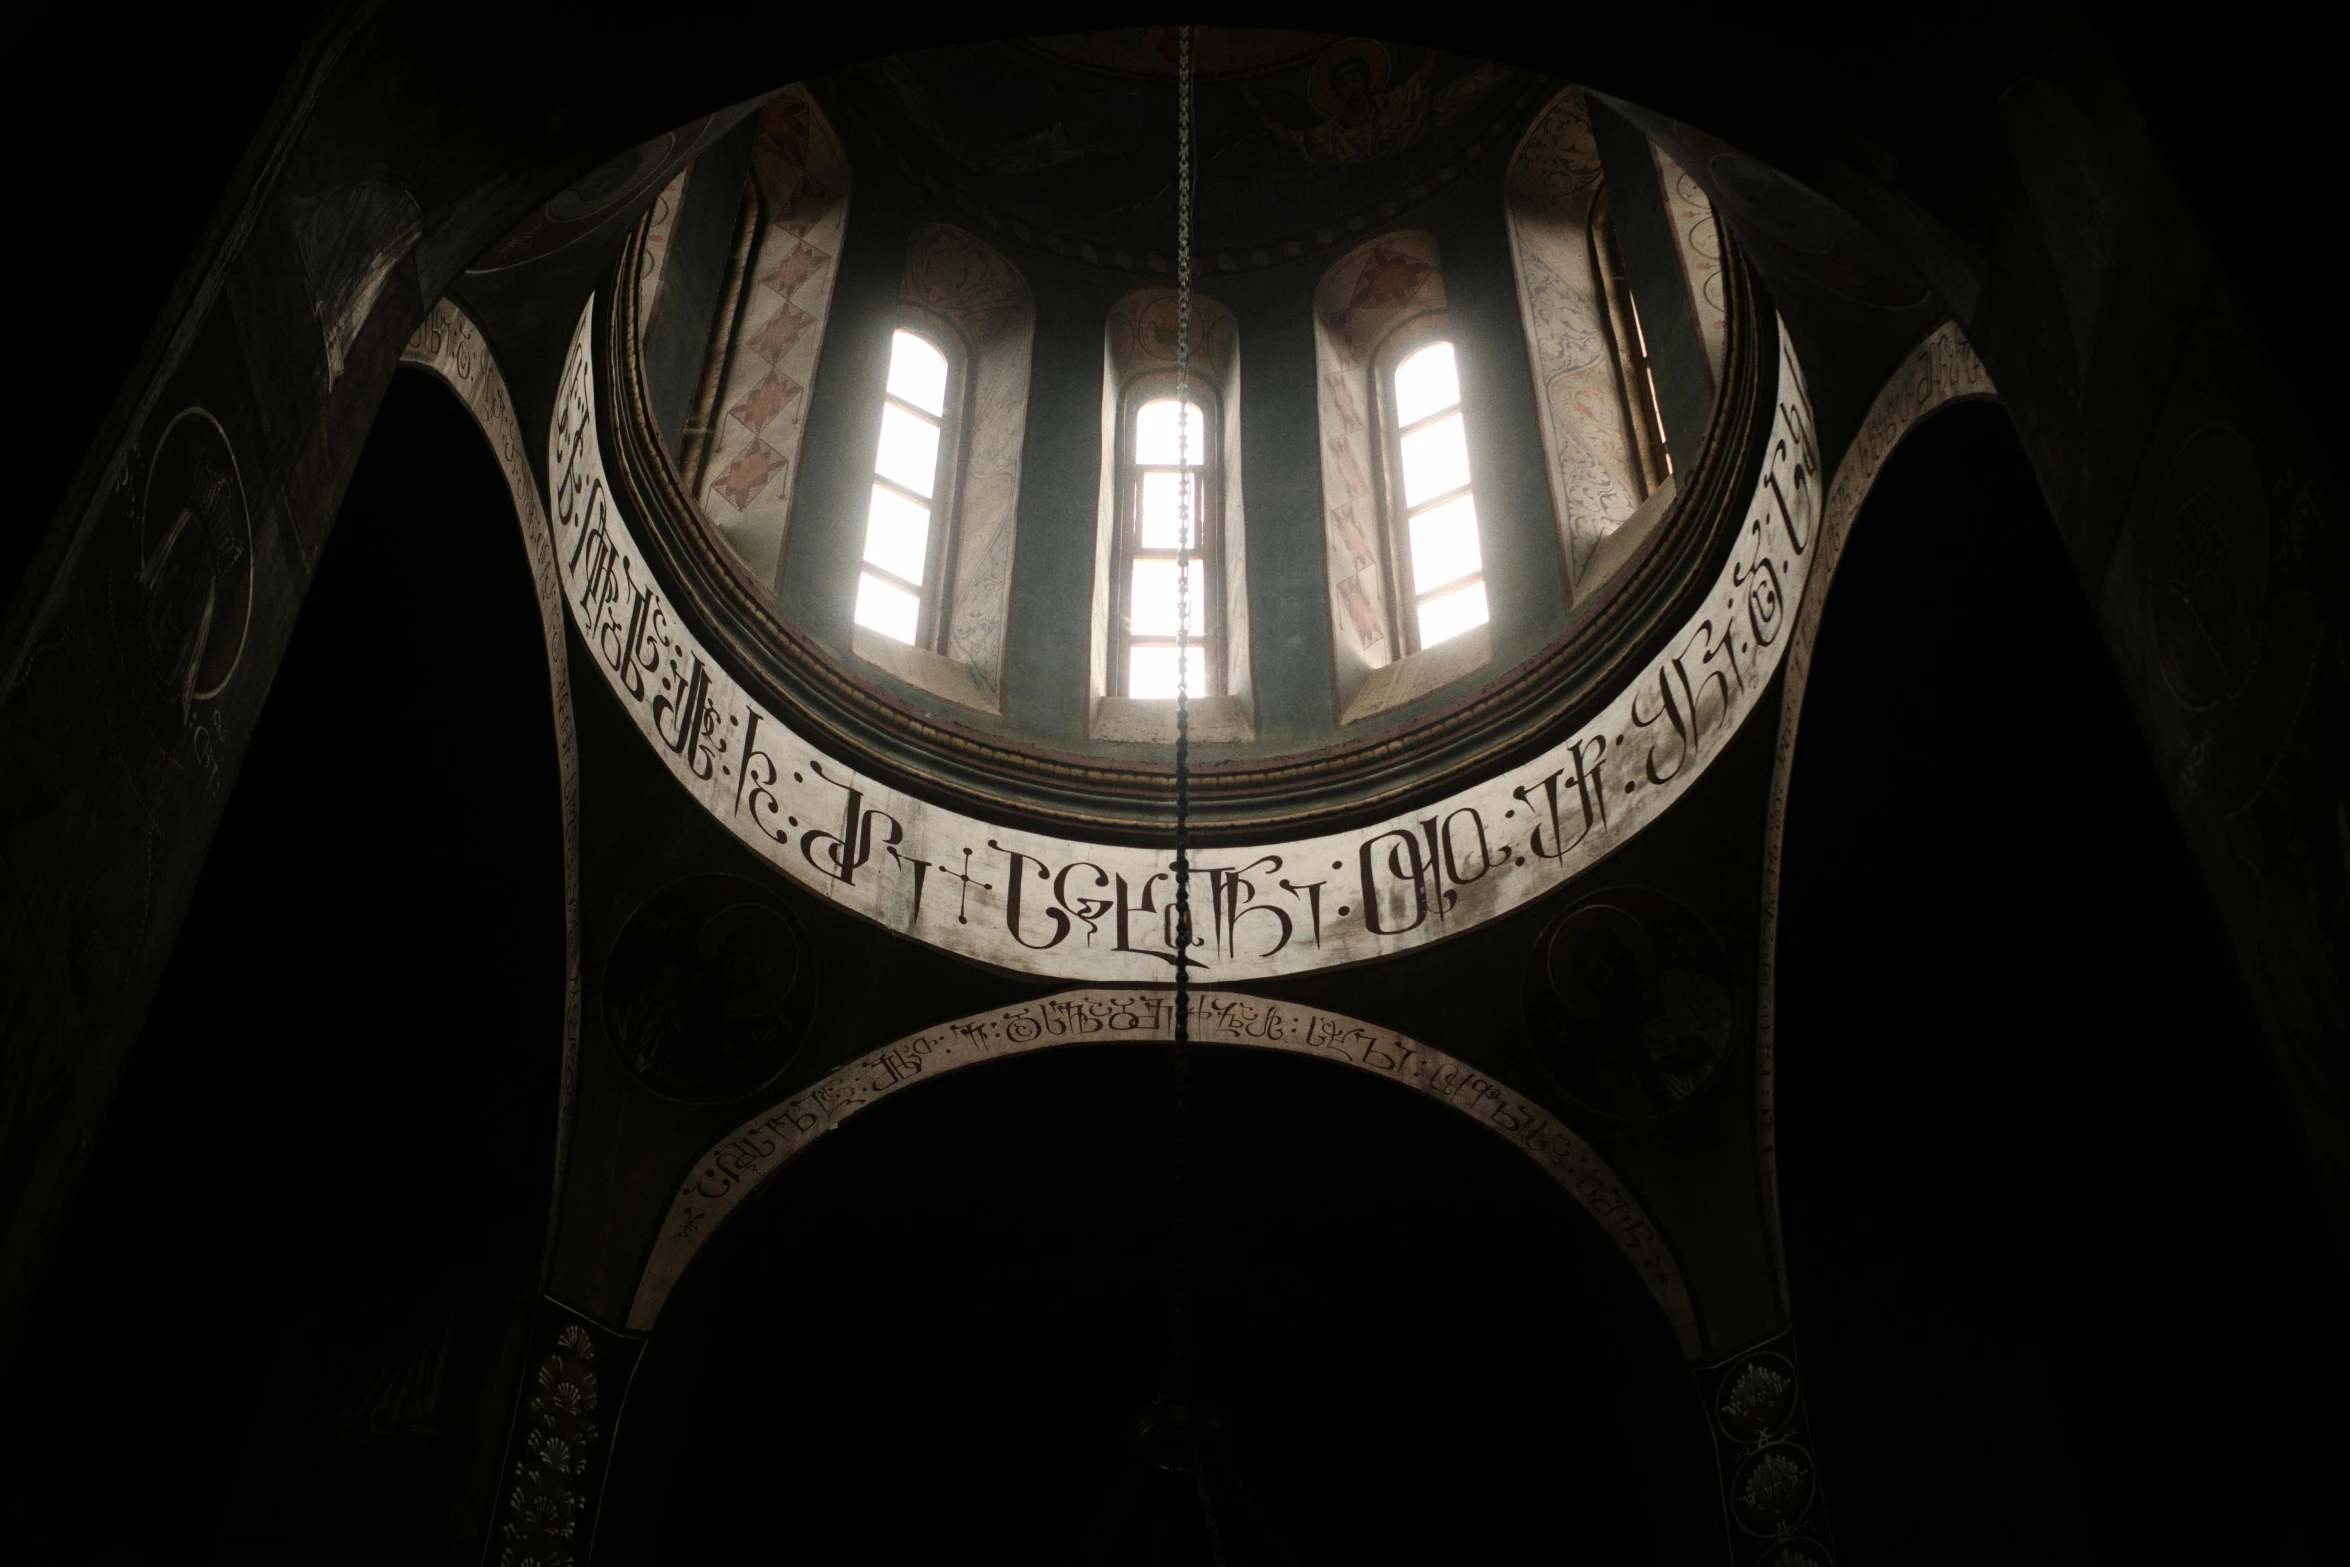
left=844, top=224, right=1032, bottom=715
left=854, top=326, right=958, bottom=648
left=1090, top=288, right=1253, bottom=744
left=1116, top=391, right=1216, bottom=698
left=1505, top=86, right=1726, bottom=603
left=1381, top=338, right=1488, bottom=652
left=1311, top=230, right=1492, bottom=726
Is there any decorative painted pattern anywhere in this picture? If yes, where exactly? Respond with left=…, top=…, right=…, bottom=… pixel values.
left=632, top=168, right=689, bottom=332
left=696, top=87, right=850, bottom=592
left=551, top=298, right=1818, bottom=983
left=899, top=224, right=1033, bottom=695
left=628, top=987, right=1699, bottom=1356
left=1312, top=230, right=1447, bottom=686
left=1655, top=145, right=1728, bottom=393
left=1506, top=87, right=1647, bottom=593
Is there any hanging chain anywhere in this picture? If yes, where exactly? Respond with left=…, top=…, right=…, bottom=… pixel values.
left=1172, top=24, right=1195, bottom=1045
left=1168, top=21, right=1198, bottom=1390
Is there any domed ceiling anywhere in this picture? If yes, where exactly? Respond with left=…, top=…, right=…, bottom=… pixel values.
left=830, top=30, right=1535, bottom=267
left=579, top=26, right=1793, bottom=915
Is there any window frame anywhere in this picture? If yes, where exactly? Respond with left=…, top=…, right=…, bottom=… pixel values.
left=1110, top=371, right=1227, bottom=701
left=1371, top=314, right=1487, bottom=657
left=1588, top=188, right=1672, bottom=497
left=856, top=315, right=969, bottom=653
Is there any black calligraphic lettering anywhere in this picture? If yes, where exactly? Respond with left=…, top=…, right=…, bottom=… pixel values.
left=1417, top=818, right=1457, bottom=916
left=1275, top=879, right=1325, bottom=947
left=1632, top=661, right=1693, bottom=784
left=1211, top=856, right=1293, bottom=959
left=1359, top=828, right=1431, bottom=935
left=1746, top=555, right=1785, bottom=647
left=800, top=761, right=904, bottom=886
left=653, top=654, right=720, bottom=779
left=992, top=841, right=1071, bottom=950
left=1439, top=809, right=1491, bottom=887
left=1764, top=456, right=1812, bottom=556
left=1112, top=872, right=1177, bottom=964
left=737, top=711, right=792, bottom=844
left=615, top=575, right=657, bottom=698
left=888, top=850, right=930, bottom=925
left=1054, top=862, right=1113, bottom=945
left=1512, top=737, right=1609, bottom=861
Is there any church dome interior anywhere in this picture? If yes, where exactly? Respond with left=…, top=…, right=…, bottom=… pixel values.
left=3, top=9, right=2346, bottom=1565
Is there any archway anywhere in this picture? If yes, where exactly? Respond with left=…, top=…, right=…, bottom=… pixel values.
left=1775, top=400, right=2350, bottom=1557
left=598, top=1038, right=1713, bottom=1563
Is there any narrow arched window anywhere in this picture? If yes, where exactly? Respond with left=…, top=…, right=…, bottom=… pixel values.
left=1090, top=287, right=1252, bottom=744
left=1116, top=390, right=1218, bottom=699
left=1383, top=339, right=1488, bottom=651
left=854, top=327, right=957, bottom=647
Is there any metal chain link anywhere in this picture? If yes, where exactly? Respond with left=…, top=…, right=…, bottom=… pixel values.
left=1172, top=23, right=1195, bottom=1033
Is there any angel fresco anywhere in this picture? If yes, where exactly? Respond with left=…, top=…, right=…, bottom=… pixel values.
left=1244, top=41, right=1512, bottom=167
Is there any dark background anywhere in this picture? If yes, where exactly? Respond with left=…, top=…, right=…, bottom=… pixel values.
left=2, top=5, right=2342, bottom=1562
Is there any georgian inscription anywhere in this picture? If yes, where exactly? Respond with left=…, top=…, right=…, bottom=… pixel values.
left=550, top=299, right=1819, bottom=982
left=629, top=988, right=1699, bottom=1357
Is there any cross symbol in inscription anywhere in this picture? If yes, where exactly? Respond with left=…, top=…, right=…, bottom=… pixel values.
left=935, top=847, right=993, bottom=925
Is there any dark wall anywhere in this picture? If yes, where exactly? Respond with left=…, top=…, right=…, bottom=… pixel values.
left=1776, top=402, right=2348, bottom=1561
left=0, top=373, right=564, bottom=1560
left=597, top=1043, right=1712, bottom=1564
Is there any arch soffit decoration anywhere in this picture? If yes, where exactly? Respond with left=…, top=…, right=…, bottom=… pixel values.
left=1754, top=318, right=1998, bottom=1310
left=630, top=987, right=1702, bottom=1358
left=555, top=294, right=1825, bottom=984
left=397, top=301, right=585, bottom=1267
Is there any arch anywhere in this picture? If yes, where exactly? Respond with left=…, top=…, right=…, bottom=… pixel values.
left=400, top=298, right=584, bottom=1264
left=628, top=987, right=1700, bottom=1356
left=1754, top=318, right=1996, bottom=1308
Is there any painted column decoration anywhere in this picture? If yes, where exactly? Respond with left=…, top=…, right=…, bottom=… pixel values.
left=695, top=86, right=851, bottom=593
left=1505, top=86, right=1647, bottom=594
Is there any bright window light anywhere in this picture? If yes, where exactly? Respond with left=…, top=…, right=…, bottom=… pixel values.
left=1393, top=341, right=1459, bottom=426
left=1408, top=492, right=1482, bottom=594
left=1128, top=642, right=1209, bottom=700
left=886, top=329, right=948, bottom=417
left=875, top=402, right=940, bottom=498
left=858, top=330, right=950, bottom=648
left=1138, top=471, right=1201, bottom=550
left=854, top=571, right=921, bottom=643
left=862, top=484, right=931, bottom=587
left=1392, top=339, right=1487, bottom=651
left=1129, top=558, right=1208, bottom=638
left=1134, top=399, right=1206, bottom=467
left=1399, top=412, right=1471, bottom=507
left=1417, top=579, right=1489, bottom=648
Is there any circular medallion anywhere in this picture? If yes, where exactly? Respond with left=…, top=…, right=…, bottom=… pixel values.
left=1716, top=1350, right=1799, bottom=1443
left=138, top=408, right=252, bottom=701
left=1731, top=1441, right=1817, bottom=1536
left=601, top=873, right=815, bottom=1103
left=1522, top=887, right=1733, bottom=1117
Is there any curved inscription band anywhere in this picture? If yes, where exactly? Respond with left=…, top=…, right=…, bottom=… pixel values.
left=549, top=298, right=1819, bottom=982
left=399, top=300, right=586, bottom=1263
left=628, top=988, right=1700, bottom=1357
left=1755, top=319, right=1997, bottom=1308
